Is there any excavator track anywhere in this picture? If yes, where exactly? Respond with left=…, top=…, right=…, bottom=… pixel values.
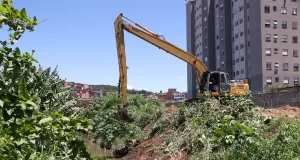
left=184, top=97, right=202, bottom=103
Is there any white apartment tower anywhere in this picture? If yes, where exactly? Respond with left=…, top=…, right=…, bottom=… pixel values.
left=187, top=0, right=300, bottom=98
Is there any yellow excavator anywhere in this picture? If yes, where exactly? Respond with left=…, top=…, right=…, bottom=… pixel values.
left=114, top=13, right=249, bottom=122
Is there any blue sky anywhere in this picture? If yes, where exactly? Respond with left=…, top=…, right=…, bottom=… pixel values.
left=12, top=0, right=188, bottom=92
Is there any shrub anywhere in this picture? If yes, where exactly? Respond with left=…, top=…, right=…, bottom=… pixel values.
left=80, top=93, right=164, bottom=151
left=0, top=1, right=92, bottom=159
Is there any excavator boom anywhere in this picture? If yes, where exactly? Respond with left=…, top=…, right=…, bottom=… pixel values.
left=114, top=13, right=208, bottom=106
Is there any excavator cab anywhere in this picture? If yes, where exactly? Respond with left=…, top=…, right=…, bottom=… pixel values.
left=207, top=71, right=231, bottom=94
left=198, top=71, right=231, bottom=96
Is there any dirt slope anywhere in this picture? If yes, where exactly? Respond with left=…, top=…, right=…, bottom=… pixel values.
left=257, top=106, right=300, bottom=117
left=123, top=105, right=300, bottom=160
left=122, top=105, right=187, bottom=160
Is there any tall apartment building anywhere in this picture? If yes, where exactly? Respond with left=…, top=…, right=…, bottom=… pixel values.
left=247, top=0, right=300, bottom=92
left=232, top=0, right=249, bottom=82
left=186, top=0, right=232, bottom=98
left=186, top=0, right=300, bottom=98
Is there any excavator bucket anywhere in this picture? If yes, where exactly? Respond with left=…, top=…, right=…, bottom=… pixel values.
left=116, top=105, right=135, bottom=123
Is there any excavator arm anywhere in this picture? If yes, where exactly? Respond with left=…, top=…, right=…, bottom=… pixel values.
left=114, top=13, right=208, bottom=105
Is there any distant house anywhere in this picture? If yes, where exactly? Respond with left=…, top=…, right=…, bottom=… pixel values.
left=64, top=81, right=110, bottom=108
left=156, top=88, right=186, bottom=101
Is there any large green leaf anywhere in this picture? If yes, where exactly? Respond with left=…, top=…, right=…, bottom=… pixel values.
left=20, top=8, right=27, bottom=19
left=18, top=76, right=29, bottom=99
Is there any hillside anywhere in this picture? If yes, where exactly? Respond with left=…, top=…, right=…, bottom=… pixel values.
left=89, top=84, right=153, bottom=95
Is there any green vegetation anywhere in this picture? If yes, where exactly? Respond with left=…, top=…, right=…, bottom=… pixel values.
left=84, top=90, right=300, bottom=159
left=79, top=94, right=164, bottom=151
left=0, top=1, right=92, bottom=159
left=2, top=1, right=300, bottom=160
left=144, top=94, right=300, bottom=160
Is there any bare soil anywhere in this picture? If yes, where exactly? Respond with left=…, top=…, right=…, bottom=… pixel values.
left=122, top=105, right=188, bottom=160
left=257, top=106, right=300, bottom=118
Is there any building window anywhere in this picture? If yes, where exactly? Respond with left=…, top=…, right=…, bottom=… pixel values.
left=266, top=48, right=271, bottom=55
left=283, top=77, right=289, bottom=84
left=241, top=69, right=244, bottom=74
left=274, top=63, right=279, bottom=74
left=282, top=21, right=287, bottom=29
left=283, top=63, right=289, bottom=71
left=294, top=77, right=299, bottom=86
left=293, top=50, right=299, bottom=57
left=265, top=34, right=271, bottom=42
left=275, top=77, right=279, bottom=83
left=273, top=6, right=277, bottom=11
left=266, top=62, right=272, bottom=70
left=236, top=71, right=239, bottom=75
left=265, top=19, right=270, bottom=27
left=294, top=63, right=299, bottom=71
left=273, top=34, right=278, bottom=43
left=241, top=57, right=244, bottom=61
left=265, top=5, right=270, bottom=13
left=292, top=21, right=298, bottom=29
left=266, top=77, right=272, bottom=85
left=274, top=48, right=278, bottom=54
left=282, top=49, right=288, bottom=56
left=235, top=34, right=238, bottom=39
left=281, top=7, right=287, bottom=14
left=293, top=36, right=298, bottom=43
left=282, top=35, right=288, bottom=42
left=273, top=20, right=278, bottom=29
left=240, top=31, right=243, bottom=36
left=292, top=8, right=297, bottom=15
left=240, top=44, right=244, bottom=49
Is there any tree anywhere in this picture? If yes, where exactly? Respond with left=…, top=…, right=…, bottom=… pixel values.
left=0, top=1, right=92, bottom=159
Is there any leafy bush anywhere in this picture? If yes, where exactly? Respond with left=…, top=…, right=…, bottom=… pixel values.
left=80, top=93, right=164, bottom=151
left=0, top=1, right=92, bottom=159
left=224, top=119, right=300, bottom=160
left=145, top=94, right=267, bottom=159
left=29, top=65, right=77, bottom=115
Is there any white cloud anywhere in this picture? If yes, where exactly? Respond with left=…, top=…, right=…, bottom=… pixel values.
left=127, top=84, right=147, bottom=91
left=127, top=84, right=134, bottom=90
left=179, top=76, right=185, bottom=80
